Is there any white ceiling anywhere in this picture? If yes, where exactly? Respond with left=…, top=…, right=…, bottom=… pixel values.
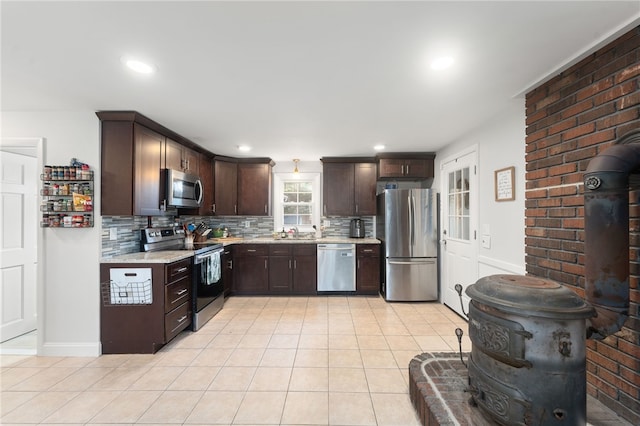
left=2, top=1, right=639, bottom=162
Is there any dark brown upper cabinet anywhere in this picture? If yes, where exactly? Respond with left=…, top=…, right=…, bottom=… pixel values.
left=377, top=153, right=435, bottom=180
left=97, top=111, right=211, bottom=216
left=165, top=138, right=199, bottom=175
left=237, top=161, right=272, bottom=216
left=321, top=158, right=377, bottom=216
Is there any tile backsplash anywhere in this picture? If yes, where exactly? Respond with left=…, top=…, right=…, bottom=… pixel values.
left=101, top=215, right=375, bottom=258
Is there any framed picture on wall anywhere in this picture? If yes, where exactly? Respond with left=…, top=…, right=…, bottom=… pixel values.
left=495, top=166, right=515, bottom=201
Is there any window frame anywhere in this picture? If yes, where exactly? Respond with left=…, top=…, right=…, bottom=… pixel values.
left=272, top=172, right=321, bottom=233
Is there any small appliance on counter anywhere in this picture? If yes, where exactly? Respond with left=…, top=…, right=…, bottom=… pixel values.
left=350, top=218, right=365, bottom=238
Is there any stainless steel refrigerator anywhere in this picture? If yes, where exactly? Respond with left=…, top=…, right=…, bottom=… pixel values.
left=376, top=188, right=438, bottom=301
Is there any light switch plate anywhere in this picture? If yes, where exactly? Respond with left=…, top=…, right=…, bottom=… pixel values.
left=109, top=228, right=117, bottom=241
left=481, top=235, right=491, bottom=249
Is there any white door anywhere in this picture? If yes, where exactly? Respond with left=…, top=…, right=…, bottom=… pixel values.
left=440, top=149, right=478, bottom=318
left=0, top=150, right=38, bottom=342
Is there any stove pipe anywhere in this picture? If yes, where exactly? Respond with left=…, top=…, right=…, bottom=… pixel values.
left=583, top=129, right=640, bottom=340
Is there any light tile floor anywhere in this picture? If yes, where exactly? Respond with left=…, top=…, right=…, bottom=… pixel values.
left=1, top=295, right=470, bottom=425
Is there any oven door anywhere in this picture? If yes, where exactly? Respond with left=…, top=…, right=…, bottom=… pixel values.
left=192, top=246, right=224, bottom=330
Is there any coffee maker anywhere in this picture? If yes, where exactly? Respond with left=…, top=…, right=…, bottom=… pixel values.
left=350, top=218, right=365, bottom=238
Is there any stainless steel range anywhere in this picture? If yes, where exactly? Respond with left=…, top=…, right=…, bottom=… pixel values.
left=141, top=227, right=224, bottom=331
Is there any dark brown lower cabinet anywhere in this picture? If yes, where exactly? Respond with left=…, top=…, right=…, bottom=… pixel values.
left=222, top=246, right=233, bottom=297
left=291, top=244, right=317, bottom=295
left=233, top=245, right=269, bottom=294
left=99, top=258, right=192, bottom=354
left=356, top=244, right=381, bottom=295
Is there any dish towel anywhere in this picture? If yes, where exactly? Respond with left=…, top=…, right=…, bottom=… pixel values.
left=202, top=251, right=221, bottom=285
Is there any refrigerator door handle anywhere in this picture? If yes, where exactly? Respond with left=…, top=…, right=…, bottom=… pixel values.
left=388, top=259, right=436, bottom=265
left=409, top=195, right=416, bottom=250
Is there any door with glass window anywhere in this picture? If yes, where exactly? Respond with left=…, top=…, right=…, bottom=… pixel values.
left=440, top=150, right=478, bottom=317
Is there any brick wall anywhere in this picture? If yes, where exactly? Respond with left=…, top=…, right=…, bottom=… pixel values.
left=525, top=27, right=640, bottom=424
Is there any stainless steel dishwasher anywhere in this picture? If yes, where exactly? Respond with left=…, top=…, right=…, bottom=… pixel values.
left=317, top=243, right=356, bottom=292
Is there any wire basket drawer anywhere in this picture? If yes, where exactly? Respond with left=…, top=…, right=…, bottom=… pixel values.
left=103, top=268, right=153, bottom=305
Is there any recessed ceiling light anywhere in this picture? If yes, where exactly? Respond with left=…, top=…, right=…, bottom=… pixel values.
left=374, top=144, right=385, bottom=151
left=237, top=145, right=251, bottom=152
left=430, top=56, right=454, bottom=71
left=121, top=57, right=156, bottom=74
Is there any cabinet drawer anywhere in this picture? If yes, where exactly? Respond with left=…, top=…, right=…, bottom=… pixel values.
left=293, top=244, right=317, bottom=256
left=165, top=276, right=191, bottom=313
left=357, top=245, right=380, bottom=257
left=166, top=258, right=191, bottom=283
left=269, top=244, right=292, bottom=256
left=236, top=244, right=269, bottom=256
left=165, top=302, right=191, bottom=342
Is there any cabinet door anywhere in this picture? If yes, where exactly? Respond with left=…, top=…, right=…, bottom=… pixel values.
left=222, top=247, right=233, bottom=297
left=101, top=121, right=135, bottom=215
left=378, top=159, right=405, bottom=178
left=323, top=162, right=354, bottom=216
left=356, top=245, right=380, bottom=295
left=293, top=254, right=317, bottom=295
left=165, top=139, right=199, bottom=175
left=354, top=163, right=377, bottom=215
left=238, top=163, right=271, bottom=216
left=183, top=148, right=199, bottom=175
left=198, top=155, right=214, bottom=215
left=134, top=124, right=165, bottom=215
left=214, top=160, right=238, bottom=215
left=269, top=256, right=292, bottom=293
left=233, top=255, right=269, bottom=294
left=404, top=159, right=431, bottom=179
left=165, top=138, right=184, bottom=171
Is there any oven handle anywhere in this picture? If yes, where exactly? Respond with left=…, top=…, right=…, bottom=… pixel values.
left=194, top=247, right=224, bottom=264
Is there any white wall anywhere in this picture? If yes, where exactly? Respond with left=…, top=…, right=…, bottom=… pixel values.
left=2, top=111, right=101, bottom=356
left=434, top=98, right=526, bottom=277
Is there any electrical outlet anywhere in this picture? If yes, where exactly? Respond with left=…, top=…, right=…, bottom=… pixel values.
left=109, top=228, right=117, bottom=241
left=323, top=220, right=330, bottom=227
left=244, top=220, right=251, bottom=228
left=481, top=235, right=491, bottom=249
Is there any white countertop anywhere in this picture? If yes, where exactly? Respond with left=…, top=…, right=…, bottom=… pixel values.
left=101, top=237, right=380, bottom=264
left=101, top=250, right=194, bottom=264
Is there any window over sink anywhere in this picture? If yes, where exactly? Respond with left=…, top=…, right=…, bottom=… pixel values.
left=273, top=172, right=320, bottom=234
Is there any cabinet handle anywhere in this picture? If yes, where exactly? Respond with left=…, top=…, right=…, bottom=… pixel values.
left=401, top=165, right=404, bottom=175
left=355, top=204, right=359, bottom=213
left=265, top=259, right=268, bottom=269
left=247, top=249, right=256, bottom=252
left=176, top=267, right=188, bottom=273
left=177, top=315, right=188, bottom=323
left=363, top=249, right=373, bottom=253
left=357, top=259, right=360, bottom=269
left=160, top=199, right=167, bottom=211
left=176, top=289, right=188, bottom=295
left=212, top=203, right=216, bottom=213
left=264, top=205, right=268, bottom=214
left=289, top=259, right=292, bottom=269
left=228, top=260, right=233, bottom=269
left=406, top=165, right=409, bottom=175
left=294, top=260, right=297, bottom=269
left=234, top=205, right=237, bottom=214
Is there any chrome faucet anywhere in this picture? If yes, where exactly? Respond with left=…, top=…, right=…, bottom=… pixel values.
left=290, top=227, right=299, bottom=239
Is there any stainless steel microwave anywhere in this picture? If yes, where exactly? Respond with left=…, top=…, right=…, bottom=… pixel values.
left=165, top=169, right=203, bottom=208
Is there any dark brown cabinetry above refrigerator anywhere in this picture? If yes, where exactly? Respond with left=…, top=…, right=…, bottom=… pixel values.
left=377, top=153, right=435, bottom=180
